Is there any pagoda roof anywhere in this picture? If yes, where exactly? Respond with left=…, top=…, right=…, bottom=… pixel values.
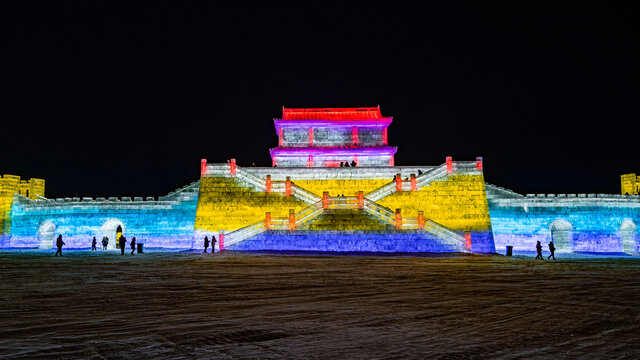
left=282, top=106, right=383, bottom=120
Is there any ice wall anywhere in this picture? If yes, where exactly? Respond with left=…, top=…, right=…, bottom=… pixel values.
left=487, top=185, right=640, bottom=253
left=4, top=182, right=199, bottom=249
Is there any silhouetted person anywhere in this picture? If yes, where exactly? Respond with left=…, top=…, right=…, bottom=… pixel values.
left=351, top=160, right=356, bottom=167
left=211, top=235, right=217, bottom=253
left=102, top=237, right=108, bottom=250
left=203, top=236, right=210, bottom=253
left=92, top=236, right=97, bottom=251
left=130, top=237, right=136, bottom=255
left=547, top=241, right=556, bottom=260
left=55, top=234, right=65, bottom=256
left=535, top=240, right=543, bottom=260
left=418, top=170, right=423, bottom=175
left=340, top=162, right=344, bottom=167
left=118, top=236, right=127, bottom=255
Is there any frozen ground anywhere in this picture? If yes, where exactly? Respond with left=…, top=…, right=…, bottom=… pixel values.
left=1, top=250, right=639, bottom=359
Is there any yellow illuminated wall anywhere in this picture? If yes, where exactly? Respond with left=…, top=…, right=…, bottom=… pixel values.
left=293, top=179, right=390, bottom=197
left=377, top=174, right=492, bottom=231
left=0, top=175, right=45, bottom=236
left=621, top=173, right=639, bottom=195
left=195, top=177, right=308, bottom=233
left=298, top=209, right=394, bottom=231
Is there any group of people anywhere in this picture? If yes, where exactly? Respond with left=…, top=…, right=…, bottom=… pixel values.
left=203, top=235, right=217, bottom=253
left=339, top=161, right=357, bottom=167
left=55, top=234, right=138, bottom=256
left=535, top=240, right=557, bottom=260
left=90, top=236, right=112, bottom=250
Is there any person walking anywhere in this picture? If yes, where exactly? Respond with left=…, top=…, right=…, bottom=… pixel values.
left=92, top=236, right=97, bottom=251
left=211, top=235, right=217, bottom=253
left=130, top=237, right=136, bottom=255
left=535, top=240, right=544, bottom=260
left=55, top=234, right=65, bottom=256
left=547, top=241, right=556, bottom=260
left=118, top=236, right=127, bottom=255
left=203, top=236, right=210, bottom=253
left=102, top=237, right=108, bottom=250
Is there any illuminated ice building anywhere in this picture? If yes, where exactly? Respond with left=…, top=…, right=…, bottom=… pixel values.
left=1, top=107, right=639, bottom=254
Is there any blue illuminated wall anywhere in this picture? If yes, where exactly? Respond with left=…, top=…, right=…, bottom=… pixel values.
left=486, top=185, right=640, bottom=253
left=4, top=182, right=199, bottom=249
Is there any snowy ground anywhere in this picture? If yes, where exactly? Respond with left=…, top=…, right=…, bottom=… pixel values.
left=1, top=250, right=639, bottom=359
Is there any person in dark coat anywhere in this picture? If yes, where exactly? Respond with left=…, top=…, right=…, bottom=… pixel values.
left=118, top=236, right=127, bottom=255
left=203, top=236, right=210, bottom=253
left=547, top=241, right=556, bottom=260
left=55, top=234, right=65, bottom=256
left=102, top=237, right=108, bottom=250
left=211, top=235, right=217, bottom=253
left=130, top=237, right=136, bottom=255
left=535, top=240, right=543, bottom=260
left=351, top=160, right=356, bottom=167
left=91, top=236, right=97, bottom=251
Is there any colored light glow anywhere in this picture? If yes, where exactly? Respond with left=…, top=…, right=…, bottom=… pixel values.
left=309, top=128, right=314, bottom=146
left=265, top=212, right=271, bottom=230
left=200, top=159, right=207, bottom=176
left=354, top=155, right=358, bottom=167
left=465, top=233, right=471, bottom=251
left=323, top=192, right=329, bottom=209
left=410, top=174, right=417, bottom=191
left=476, top=157, right=483, bottom=171
left=266, top=175, right=272, bottom=193
left=279, top=128, right=283, bottom=146
left=389, top=157, right=394, bottom=166
left=230, top=159, right=236, bottom=176
left=285, top=178, right=292, bottom=196
left=352, top=127, right=358, bottom=145
left=395, top=209, right=402, bottom=230
left=382, top=128, right=388, bottom=145
left=358, top=192, right=364, bottom=209
left=418, top=212, right=424, bottom=229
left=270, top=146, right=398, bottom=157
left=289, top=210, right=295, bottom=230
left=396, top=174, right=402, bottom=192
left=446, top=156, right=452, bottom=173
left=308, top=154, right=313, bottom=168
left=283, top=107, right=383, bottom=120
left=219, top=233, right=224, bottom=250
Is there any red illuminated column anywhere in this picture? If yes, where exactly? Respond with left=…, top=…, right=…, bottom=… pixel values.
left=395, top=209, right=402, bottom=230
left=396, top=173, right=402, bottom=192
left=230, top=158, right=236, bottom=176
left=218, top=232, right=224, bottom=250
left=446, top=156, right=452, bottom=173
left=389, top=156, right=394, bottom=167
left=309, top=128, right=314, bottom=147
left=289, top=209, right=295, bottom=231
left=308, top=155, right=313, bottom=168
left=358, top=191, right=364, bottom=209
left=272, top=158, right=277, bottom=167
left=200, top=159, right=207, bottom=176
left=285, top=176, right=292, bottom=196
left=353, top=155, right=358, bottom=167
left=323, top=192, right=329, bottom=209
left=279, top=128, right=283, bottom=146
left=382, top=128, right=388, bottom=145
left=265, top=212, right=271, bottom=230
left=352, top=127, right=358, bottom=145
left=476, top=157, right=483, bottom=171
left=410, top=174, right=417, bottom=192
left=418, top=211, right=424, bottom=230
left=465, top=232, right=471, bottom=251
left=266, top=175, right=272, bottom=193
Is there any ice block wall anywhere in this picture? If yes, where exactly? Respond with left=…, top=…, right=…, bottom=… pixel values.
left=4, top=182, right=199, bottom=249
left=487, top=185, right=640, bottom=253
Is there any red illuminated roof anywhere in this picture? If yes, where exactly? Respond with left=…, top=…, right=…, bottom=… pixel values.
left=283, top=107, right=383, bottom=120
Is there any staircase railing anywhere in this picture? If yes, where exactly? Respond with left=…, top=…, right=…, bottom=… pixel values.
left=365, top=164, right=448, bottom=201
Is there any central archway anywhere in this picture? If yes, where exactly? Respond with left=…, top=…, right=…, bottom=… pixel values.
left=100, top=219, right=125, bottom=250
left=621, top=219, right=638, bottom=254
left=549, top=219, right=573, bottom=253
left=37, top=220, right=56, bottom=249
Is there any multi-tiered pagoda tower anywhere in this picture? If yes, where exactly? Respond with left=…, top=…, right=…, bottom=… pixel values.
left=270, top=107, right=397, bottom=167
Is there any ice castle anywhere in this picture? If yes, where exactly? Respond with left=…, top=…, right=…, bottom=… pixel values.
left=1, top=107, right=639, bottom=254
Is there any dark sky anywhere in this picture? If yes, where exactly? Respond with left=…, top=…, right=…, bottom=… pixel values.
left=3, top=2, right=639, bottom=198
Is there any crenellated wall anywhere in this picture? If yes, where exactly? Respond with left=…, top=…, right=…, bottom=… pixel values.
left=487, top=185, right=640, bottom=253
left=4, top=182, right=199, bottom=249
left=1, top=175, right=45, bottom=246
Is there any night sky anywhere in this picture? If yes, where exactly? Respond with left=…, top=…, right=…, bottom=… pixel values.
left=3, top=2, right=639, bottom=198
